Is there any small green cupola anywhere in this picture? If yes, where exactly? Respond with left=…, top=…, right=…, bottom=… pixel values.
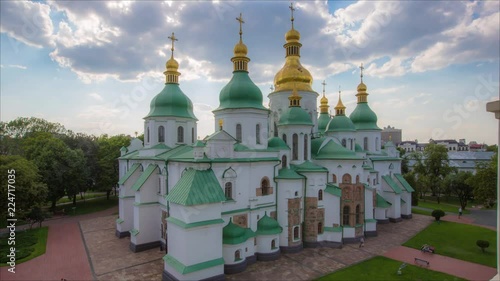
left=256, top=212, right=282, bottom=235
left=326, top=88, right=356, bottom=132
left=349, top=64, right=380, bottom=130
left=279, top=87, right=313, bottom=126
left=317, top=80, right=332, bottom=132
left=145, top=33, right=197, bottom=120
left=223, top=218, right=255, bottom=244
left=215, top=14, right=266, bottom=112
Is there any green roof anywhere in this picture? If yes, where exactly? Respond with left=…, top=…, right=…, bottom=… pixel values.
left=267, top=137, right=290, bottom=150
left=193, top=140, right=205, bottom=147
left=163, top=255, right=224, bottom=275
left=165, top=168, right=226, bottom=206
left=215, top=71, right=267, bottom=111
left=256, top=213, right=282, bottom=235
left=292, top=161, right=328, bottom=172
left=349, top=103, right=381, bottom=130
left=276, top=168, right=305, bottom=179
left=326, top=115, right=356, bottom=132
left=279, top=106, right=313, bottom=126
left=314, top=140, right=363, bottom=160
left=325, top=184, right=342, bottom=197
left=324, top=226, right=343, bottom=232
left=382, top=175, right=402, bottom=194
left=317, top=112, right=331, bottom=132
left=376, top=193, right=392, bottom=208
left=145, top=83, right=197, bottom=120
left=118, top=163, right=141, bottom=185
left=131, top=164, right=158, bottom=191
left=394, top=173, right=415, bottom=192
left=222, top=218, right=256, bottom=244
left=355, top=143, right=364, bottom=152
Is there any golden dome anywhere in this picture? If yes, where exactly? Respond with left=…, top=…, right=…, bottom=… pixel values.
left=285, top=28, right=300, bottom=43
left=357, top=81, right=367, bottom=92
left=233, top=40, right=248, bottom=57
left=320, top=94, right=328, bottom=105
left=166, top=57, right=179, bottom=71
left=273, top=57, right=313, bottom=92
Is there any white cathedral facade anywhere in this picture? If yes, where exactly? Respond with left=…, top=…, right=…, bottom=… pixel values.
left=116, top=10, right=414, bottom=281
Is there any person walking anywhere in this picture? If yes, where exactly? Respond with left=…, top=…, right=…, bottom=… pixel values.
left=458, top=207, right=462, bottom=219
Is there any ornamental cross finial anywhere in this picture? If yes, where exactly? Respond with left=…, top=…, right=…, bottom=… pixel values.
left=168, top=32, right=178, bottom=57
left=339, top=85, right=341, bottom=94
left=236, top=13, right=244, bottom=41
left=322, top=80, right=326, bottom=95
left=359, top=63, right=364, bottom=82
left=289, top=2, right=295, bottom=29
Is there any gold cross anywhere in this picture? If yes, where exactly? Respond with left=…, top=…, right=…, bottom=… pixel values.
left=322, top=80, right=326, bottom=94
left=289, top=2, right=295, bottom=28
left=359, top=63, right=364, bottom=82
left=236, top=13, right=244, bottom=40
left=168, top=32, right=178, bottom=56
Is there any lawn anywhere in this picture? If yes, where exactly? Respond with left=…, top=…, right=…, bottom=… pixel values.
left=56, top=192, right=107, bottom=204
left=403, top=221, right=497, bottom=268
left=0, top=227, right=48, bottom=266
left=316, top=256, right=465, bottom=281
left=60, top=196, right=118, bottom=216
left=417, top=201, right=470, bottom=214
left=412, top=207, right=432, bottom=216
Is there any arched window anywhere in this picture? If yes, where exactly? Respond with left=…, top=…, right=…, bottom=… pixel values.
left=318, top=189, right=323, bottom=200
left=225, top=182, right=232, bottom=199
left=177, top=126, right=184, bottom=143
left=274, top=123, right=278, bottom=137
left=376, top=137, right=379, bottom=151
left=304, top=135, right=308, bottom=160
left=364, top=137, right=368, bottom=150
left=191, top=128, right=195, bottom=143
left=234, top=250, right=241, bottom=261
left=332, top=174, right=337, bottom=183
left=146, top=127, right=150, bottom=143
left=293, top=226, right=300, bottom=240
left=318, top=222, right=323, bottom=234
left=256, top=124, right=261, bottom=144
left=282, top=134, right=287, bottom=144
left=261, top=178, right=270, bottom=195
left=342, top=173, right=352, bottom=183
left=356, top=204, right=361, bottom=224
left=342, top=139, right=346, bottom=147
left=282, top=155, right=287, bottom=168
left=271, top=239, right=276, bottom=249
left=356, top=175, right=360, bottom=183
left=158, top=126, right=165, bottom=142
left=343, top=206, right=350, bottom=226
left=236, top=124, right=242, bottom=142
left=292, top=133, right=298, bottom=160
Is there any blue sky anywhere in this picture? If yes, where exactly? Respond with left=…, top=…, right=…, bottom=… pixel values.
left=1, top=1, right=499, bottom=144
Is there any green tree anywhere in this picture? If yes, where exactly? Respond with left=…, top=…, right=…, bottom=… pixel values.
left=96, top=135, right=131, bottom=199
left=468, top=153, right=498, bottom=208
left=443, top=171, right=474, bottom=209
left=0, top=117, right=68, bottom=139
left=397, top=147, right=409, bottom=174
left=0, top=155, right=48, bottom=218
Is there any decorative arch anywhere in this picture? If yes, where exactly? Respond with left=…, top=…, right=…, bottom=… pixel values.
left=318, top=189, right=323, bottom=200
left=342, top=173, right=352, bottom=184
left=222, top=167, right=237, bottom=179
left=389, top=163, right=394, bottom=170
left=281, top=155, right=287, bottom=168
left=332, top=174, right=337, bottom=183
left=261, top=177, right=270, bottom=195
left=234, top=250, right=241, bottom=261
left=343, top=205, right=350, bottom=226
left=355, top=175, right=360, bottom=183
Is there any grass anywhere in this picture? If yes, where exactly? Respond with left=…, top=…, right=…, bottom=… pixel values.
left=56, top=192, right=106, bottom=204
left=59, top=196, right=118, bottom=216
left=316, top=256, right=465, bottom=281
left=403, top=221, right=497, bottom=268
left=412, top=207, right=432, bottom=216
left=0, top=226, right=48, bottom=266
left=417, top=201, right=470, bottom=214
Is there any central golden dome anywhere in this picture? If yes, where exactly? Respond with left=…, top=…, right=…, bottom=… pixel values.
left=233, top=40, right=248, bottom=57
left=285, top=28, right=300, bottom=43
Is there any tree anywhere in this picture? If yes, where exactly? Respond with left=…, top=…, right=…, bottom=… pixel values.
left=468, top=153, right=498, bottom=208
left=476, top=240, right=490, bottom=253
left=443, top=171, right=473, bottom=209
left=0, top=117, right=68, bottom=139
left=26, top=207, right=46, bottom=229
left=96, top=135, right=131, bottom=199
left=0, top=155, right=48, bottom=218
left=431, top=209, right=445, bottom=221
left=403, top=172, right=419, bottom=206
left=397, top=147, right=409, bottom=174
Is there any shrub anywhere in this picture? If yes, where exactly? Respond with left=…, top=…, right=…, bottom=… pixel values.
left=431, top=209, right=445, bottom=221
left=476, top=240, right=490, bottom=253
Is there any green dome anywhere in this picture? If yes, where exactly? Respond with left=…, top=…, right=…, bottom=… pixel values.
left=279, top=106, right=313, bottom=126
left=317, top=112, right=331, bottom=132
left=326, top=115, right=356, bottom=132
left=268, top=137, right=290, bottom=150
left=146, top=83, right=197, bottom=119
left=256, top=213, right=282, bottom=235
left=223, top=219, right=246, bottom=244
left=314, top=140, right=359, bottom=160
left=216, top=72, right=266, bottom=111
left=349, top=103, right=380, bottom=130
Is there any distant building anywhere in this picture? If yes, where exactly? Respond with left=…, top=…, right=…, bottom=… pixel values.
left=468, top=141, right=486, bottom=152
left=381, top=125, right=402, bottom=145
left=407, top=151, right=495, bottom=174
left=398, top=138, right=479, bottom=153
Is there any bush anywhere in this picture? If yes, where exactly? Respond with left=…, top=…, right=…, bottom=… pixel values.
left=476, top=240, right=490, bottom=253
left=431, top=209, right=445, bottom=221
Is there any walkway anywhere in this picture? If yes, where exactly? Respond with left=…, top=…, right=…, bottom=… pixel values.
left=384, top=246, right=497, bottom=281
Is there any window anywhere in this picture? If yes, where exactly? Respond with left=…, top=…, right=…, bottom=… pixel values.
left=234, top=250, right=241, bottom=261
left=376, top=137, right=379, bottom=150
left=355, top=204, right=361, bottom=224
left=146, top=127, right=150, bottom=143
left=294, top=191, right=298, bottom=196
left=343, top=206, right=350, bottom=226
left=318, top=189, right=323, bottom=201
left=363, top=137, right=368, bottom=150
left=261, top=178, right=270, bottom=195
left=236, top=124, right=242, bottom=142
left=256, top=124, right=261, bottom=144
left=225, top=182, right=232, bottom=199
left=318, top=222, right=323, bottom=234
left=191, top=128, right=194, bottom=144
left=356, top=175, right=360, bottom=183
left=342, top=173, right=352, bottom=184
left=274, top=123, right=278, bottom=137
left=332, top=174, right=337, bottom=183
left=177, top=126, right=184, bottom=143
left=271, top=239, right=276, bottom=249
left=158, top=126, right=165, bottom=142
left=282, top=134, right=287, bottom=144
left=342, top=139, right=346, bottom=147
left=282, top=155, right=287, bottom=168
left=158, top=178, right=161, bottom=194
left=292, top=133, right=298, bottom=160
left=293, top=226, right=300, bottom=240
left=304, top=135, right=308, bottom=160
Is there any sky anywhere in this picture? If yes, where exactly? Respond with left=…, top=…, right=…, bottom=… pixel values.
left=1, top=1, right=499, bottom=145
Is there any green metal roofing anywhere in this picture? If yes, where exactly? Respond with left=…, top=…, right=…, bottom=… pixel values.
left=267, top=137, right=290, bottom=150
left=324, top=226, right=343, bottom=232
left=118, top=163, right=141, bottom=185
left=355, top=143, right=364, bottom=152
left=311, top=137, right=326, bottom=155
left=193, top=140, right=206, bottom=147
left=276, top=168, right=305, bottom=179
left=370, top=156, right=401, bottom=161
left=325, top=184, right=342, bottom=197
left=292, top=161, right=328, bottom=172
left=163, top=255, right=224, bottom=275
left=215, top=71, right=267, bottom=111
left=150, top=143, right=170, bottom=150
left=279, top=106, right=313, bottom=126
left=394, top=173, right=415, bottom=192
left=376, top=193, right=392, bottom=208
left=385, top=141, right=395, bottom=147
left=349, top=103, right=381, bottom=130
left=223, top=219, right=256, bottom=244
left=314, top=140, right=363, bottom=160
left=131, top=164, right=158, bottom=191
left=317, top=112, right=331, bottom=132
left=145, top=83, right=197, bottom=120
left=326, top=115, right=356, bottom=132
left=256, top=213, right=282, bottom=235
left=382, top=175, right=402, bottom=194
left=165, top=168, right=226, bottom=206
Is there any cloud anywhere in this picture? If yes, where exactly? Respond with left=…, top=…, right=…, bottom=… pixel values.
left=88, top=92, right=103, bottom=101
left=0, top=64, right=28, bottom=70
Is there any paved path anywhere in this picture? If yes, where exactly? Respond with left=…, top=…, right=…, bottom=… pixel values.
left=384, top=246, right=497, bottom=281
left=0, top=206, right=118, bottom=281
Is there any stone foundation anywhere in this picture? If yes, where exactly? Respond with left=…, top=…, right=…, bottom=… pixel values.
left=224, top=260, right=247, bottom=274
left=376, top=219, right=390, bottom=224
left=305, top=241, right=342, bottom=248
left=279, top=243, right=303, bottom=254
left=115, top=230, right=130, bottom=238
left=364, top=230, right=377, bottom=237
left=256, top=250, right=280, bottom=261
left=162, top=270, right=225, bottom=281
left=389, top=217, right=403, bottom=223
left=402, top=214, right=412, bottom=219
left=129, top=240, right=161, bottom=253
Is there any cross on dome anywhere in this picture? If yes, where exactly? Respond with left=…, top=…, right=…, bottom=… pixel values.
left=168, top=32, right=178, bottom=58
left=322, top=80, right=326, bottom=95
left=289, top=2, right=295, bottom=29
left=236, top=13, right=244, bottom=40
left=359, top=63, right=364, bottom=82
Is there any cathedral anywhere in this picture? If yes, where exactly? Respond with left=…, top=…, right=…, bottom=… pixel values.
left=116, top=7, right=414, bottom=281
